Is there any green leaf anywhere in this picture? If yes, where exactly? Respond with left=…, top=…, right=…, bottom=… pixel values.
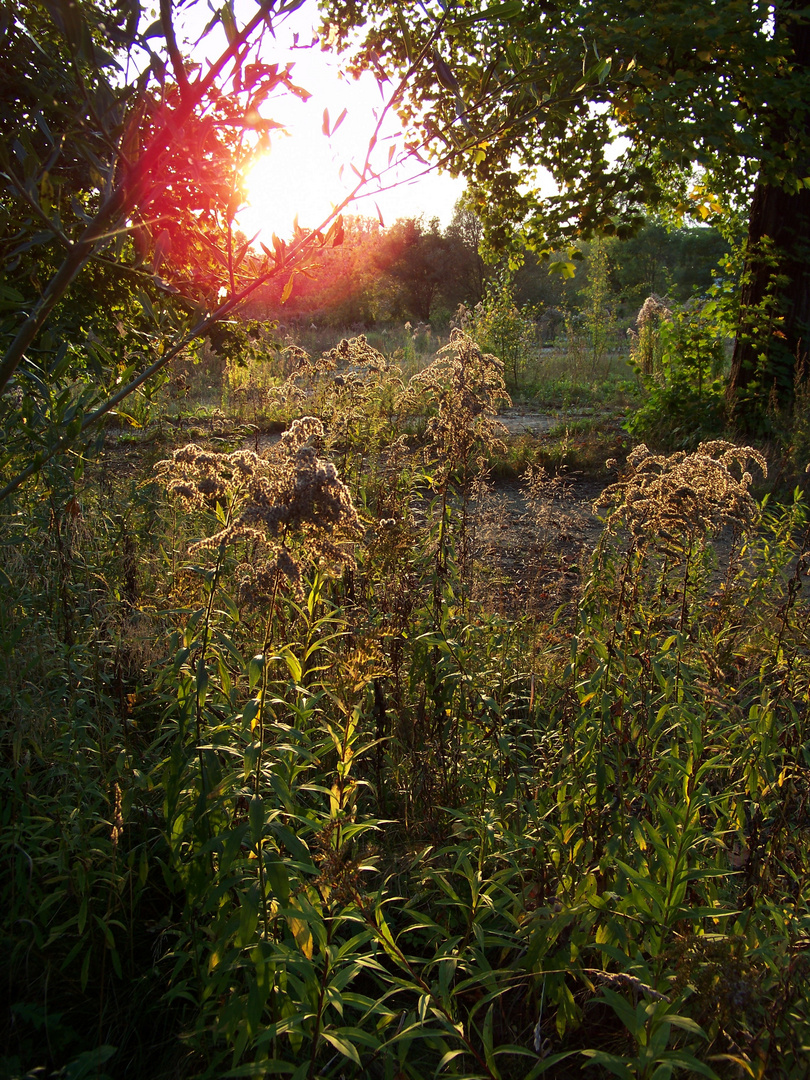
left=62, top=1045, right=117, bottom=1080
left=437, top=1049, right=467, bottom=1070
left=242, top=697, right=260, bottom=730
left=220, top=2, right=238, bottom=47
left=523, top=1051, right=581, bottom=1079
left=196, top=657, right=208, bottom=706
left=278, top=647, right=302, bottom=684
left=248, top=653, right=264, bottom=690
left=548, top=260, right=577, bottom=279
left=396, top=9, right=415, bottom=63
left=320, top=1031, right=360, bottom=1065
left=667, top=1013, right=709, bottom=1038
left=580, top=1049, right=635, bottom=1079
left=236, top=885, right=260, bottom=948
left=599, top=988, right=642, bottom=1037
left=80, top=946, right=92, bottom=992
left=263, top=849, right=290, bottom=905
left=658, top=1051, right=720, bottom=1078
left=482, top=1002, right=500, bottom=1078
left=271, top=823, right=313, bottom=868
left=249, top=794, right=264, bottom=846
left=77, top=897, right=88, bottom=935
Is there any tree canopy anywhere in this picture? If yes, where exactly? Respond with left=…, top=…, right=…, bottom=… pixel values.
left=328, top=0, right=810, bottom=426
left=329, top=1, right=796, bottom=239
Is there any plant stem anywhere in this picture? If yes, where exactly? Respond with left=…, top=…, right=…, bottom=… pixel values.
left=254, top=566, right=282, bottom=939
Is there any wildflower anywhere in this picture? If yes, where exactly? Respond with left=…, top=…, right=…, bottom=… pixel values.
left=595, top=440, right=767, bottom=550
left=156, top=417, right=360, bottom=595
left=406, top=330, right=511, bottom=472
left=631, top=295, right=672, bottom=375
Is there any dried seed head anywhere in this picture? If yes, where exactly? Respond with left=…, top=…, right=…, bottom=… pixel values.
left=281, top=415, right=324, bottom=452
left=406, top=330, right=510, bottom=471
left=637, top=295, right=672, bottom=327
left=595, top=440, right=767, bottom=548
left=158, top=417, right=361, bottom=586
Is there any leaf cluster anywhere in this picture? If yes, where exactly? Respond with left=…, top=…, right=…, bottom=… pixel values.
left=325, top=1, right=810, bottom=253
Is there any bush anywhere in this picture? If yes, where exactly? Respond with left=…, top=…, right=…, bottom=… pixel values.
left=455, top=268, right=538, bottom=390
left=626, top=297, right=729, bottom=449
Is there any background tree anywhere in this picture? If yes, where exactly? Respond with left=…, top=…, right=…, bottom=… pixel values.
left=247, top=215, right=385, bottom=325
left=246, top=210, right=490, bottom=326
left=441, top=197, right=488, bottom=309
left=373, top=215, right=449, bottom=321
left=328, top=0, right=810, bottom=431
left=607, top=221, right=732, bottom=309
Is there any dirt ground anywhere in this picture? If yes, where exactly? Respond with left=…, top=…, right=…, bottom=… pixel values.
left=467, top=473, right=607, bottom=618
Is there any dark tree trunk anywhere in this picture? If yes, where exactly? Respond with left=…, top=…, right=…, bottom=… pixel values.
left=728, top=182, right=810, bottom=427
left=728, top=2, right=810, bottom=432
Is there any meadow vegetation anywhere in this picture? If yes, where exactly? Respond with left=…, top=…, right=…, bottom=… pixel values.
left=3, top=304, right=810, bottom=1080
left=4, top=2, right=810, bottom=1074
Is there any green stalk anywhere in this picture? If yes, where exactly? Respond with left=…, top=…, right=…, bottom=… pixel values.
left=253, top=563, right=283, bottom=940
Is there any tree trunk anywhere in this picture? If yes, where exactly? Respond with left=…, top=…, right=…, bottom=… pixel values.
left=727, top=1, right=810, bottom=432
left=727, top=182, right=810, bottom=428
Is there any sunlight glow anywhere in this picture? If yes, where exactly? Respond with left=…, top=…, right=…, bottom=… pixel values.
left=232, top=9, right=465, bottom=243
left=241, top=137, right=350, bottom=242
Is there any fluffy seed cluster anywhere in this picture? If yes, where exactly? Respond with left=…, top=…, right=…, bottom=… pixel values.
left=636, top=295, right=672, bottom=328
left=156, top=417, right=360, bottom=599
left=322, top=334, right=389, bottom=373
left=284, top=343, right=336, bottom=378
left=407, top=329, right=510, bottom=470
left=595, top=441, right=768, bottom=550
left=270, top=337, right=403, bottom=449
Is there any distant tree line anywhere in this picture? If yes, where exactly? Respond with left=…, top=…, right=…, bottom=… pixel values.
left=243, top=202, right=730, bottom=332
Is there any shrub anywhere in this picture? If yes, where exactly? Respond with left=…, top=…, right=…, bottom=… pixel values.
left=455, top=268, right=538, bottom=390
left=626, top=296, right=729, bottom=449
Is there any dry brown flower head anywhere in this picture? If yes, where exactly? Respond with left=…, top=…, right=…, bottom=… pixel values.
left=156, top=418, right=360, bottom=599
left=595, top=440, right=767, bottom=550
left=407, top=330, right=511, bottom=470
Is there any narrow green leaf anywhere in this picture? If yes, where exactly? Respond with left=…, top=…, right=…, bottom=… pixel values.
left=249, top=795, right=264, bottom=846
left=196, top=657, right=208, bottom=706
left=248, top=653, right=264, bottom=690
left=320, top=1031, right=360, bottom=1065
left=263, top=849, right=290, bottom=905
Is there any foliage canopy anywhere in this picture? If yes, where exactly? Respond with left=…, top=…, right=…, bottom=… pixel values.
left=329, top=0, right=807, bottom=249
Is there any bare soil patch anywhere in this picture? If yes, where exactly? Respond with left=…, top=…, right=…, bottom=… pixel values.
left=470, top=474, right=607, bottom=618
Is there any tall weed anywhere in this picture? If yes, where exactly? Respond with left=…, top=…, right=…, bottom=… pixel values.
left=3, top=333, right=810, bottom=1079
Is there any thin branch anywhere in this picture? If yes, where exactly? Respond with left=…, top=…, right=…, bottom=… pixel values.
left=0, top=4, right=268, bottom=398
left=160, top=0, right=190, bottom=99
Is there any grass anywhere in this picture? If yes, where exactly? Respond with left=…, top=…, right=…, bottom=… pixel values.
left=2, top=328, right=810, bottom=1080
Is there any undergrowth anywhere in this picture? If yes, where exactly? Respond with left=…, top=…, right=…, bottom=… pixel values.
left=2, top=332, right=810, bottom=1080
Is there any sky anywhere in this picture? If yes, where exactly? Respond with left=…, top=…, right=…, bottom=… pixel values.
left=185, top=1, right=468, bottom=241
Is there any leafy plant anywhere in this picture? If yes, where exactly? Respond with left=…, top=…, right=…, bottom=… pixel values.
left=456, top=269, right=538, bottom=390
left=627, top=297, right=730, bottom=449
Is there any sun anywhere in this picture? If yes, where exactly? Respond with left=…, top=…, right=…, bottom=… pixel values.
left=232, top=9, right=468, bottom=244
left=239, top=135, right=353, bottom=243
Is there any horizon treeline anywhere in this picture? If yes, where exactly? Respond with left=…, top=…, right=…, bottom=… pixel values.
left=241, top=202, right=731, bottom=329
